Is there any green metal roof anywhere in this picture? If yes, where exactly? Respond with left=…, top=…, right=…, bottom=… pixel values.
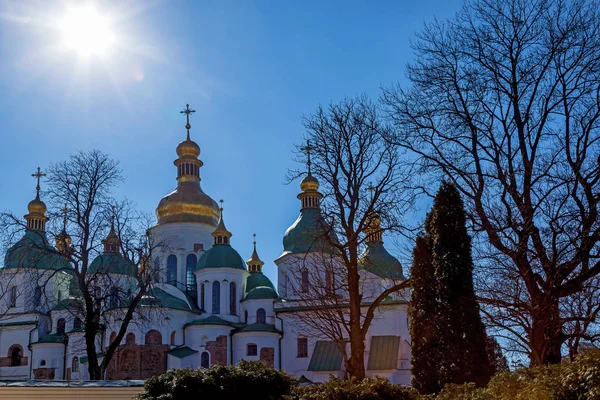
left=235, top=323, right=281, bottom=334
left=0, top=320, right=37, bottom=327
left=367, top=336, right=400, bottom=370
left=243, top=286, right=279, bottom=301
left=88, top=252, right=137, bottom=277
left=283, top=208, right=335, bottom=254
left=53, top=297, right=81, bottom=311
left=307, top=341, right=343, bottom=372
left=138, top=288, right=194, bottom=312
left=196, top=244, right=247, bottom=271
left=33, top=334, right=65, bottom=344
left=359, top=242, right=405, bottom=280
left=185, top=315, right=232, bottom=327
left=245, top=271, right=275, bottom=293
left=80, top=352, right=104, bottom=364
left=3, top=230, right=70, bottom=271
left=167, top=346, right=198, bottom=359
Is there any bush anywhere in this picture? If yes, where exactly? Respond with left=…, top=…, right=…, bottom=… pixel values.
left=137, top=360, right=297, bottom=400
left=291, top=376, right=419, bottom=400
left=432, top=350, right=600, bottom=400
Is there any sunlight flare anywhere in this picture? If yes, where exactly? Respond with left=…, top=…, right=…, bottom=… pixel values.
left=59, top=6, right=114, bottom=56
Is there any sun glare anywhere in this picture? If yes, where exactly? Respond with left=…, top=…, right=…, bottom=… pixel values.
left=60, top=6, right=114, bottom=56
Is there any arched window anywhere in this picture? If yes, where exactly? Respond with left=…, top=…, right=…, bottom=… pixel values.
left=229, top=282, right=236, bottom=315
left=33, top=286, right=42, bottom=308
left=212, top=281, right=220, bottom=314
left=200, top=351, right=210, bottom=368
left=256, top=308, right=266, bottom=324
left=247, top=343, right=257, bottom=356
left=297, top=337, right=308, bottom=358
left=167, top=254, right=177, bottom=285
left=244, top=310, right=248, bottom=324
left=9, top=286, right=16, bottom=307
left=170, top=331, right=176, bottom=346
left=72, top=356, right=79, bottom=373
left=73, top=318, right=82, bottom=330
left=40, top=359, right=46, bottom=366
left=301, top=268, right=309, bottom=293
left=8, top=345, right=22, bottom=367
left=57, top=318, right=66, bottom=335
left=200, top=283, right=205, bottom=310
left=186, top=254, right=197, bottom=291
left=145, top=330, right=162, bottom=345
left=126, top=332, right=136, bottom=345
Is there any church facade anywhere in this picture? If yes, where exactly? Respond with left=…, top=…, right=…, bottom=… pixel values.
left=0, top=116, right=411, bottom=384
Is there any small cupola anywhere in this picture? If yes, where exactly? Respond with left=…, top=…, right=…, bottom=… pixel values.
left=246, top=234, right=264, bottom=273
left=102, top=215, right=121, bottom=253
left=56, top=204, right=72, bottom=254
left=25, top=167, right=49, bottom=232
left=212, top=200, right=232, bottom=246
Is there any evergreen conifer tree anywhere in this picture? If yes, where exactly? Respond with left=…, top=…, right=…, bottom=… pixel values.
left=409, top=234, right=441, bottom=393
left=410, top=181, right=491, bottom=393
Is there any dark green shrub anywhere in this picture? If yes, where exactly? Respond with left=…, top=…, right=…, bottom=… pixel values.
left=291, top=376, right=418, bottom=400
left=137, top=360, right=297, bottom=400
left=433, top=350, right=600, bottom=400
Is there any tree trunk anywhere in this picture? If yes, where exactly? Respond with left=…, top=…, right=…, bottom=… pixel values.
left=530, top=297, right=563, bottom=366
left=346, top=260, right=366, bottom=379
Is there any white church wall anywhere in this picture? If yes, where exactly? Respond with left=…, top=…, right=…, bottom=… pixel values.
left=195, top=268, right=248, bottom=322
left=232, top=331, right=280, bottom=367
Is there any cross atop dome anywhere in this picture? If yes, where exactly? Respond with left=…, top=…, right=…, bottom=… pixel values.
left=32, top=167, right=46, bottom=196
left=180, top=104, right=196, bottom=140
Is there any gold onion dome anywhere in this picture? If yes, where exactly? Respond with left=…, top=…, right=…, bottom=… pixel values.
left=300, top=174, right=320, bottom=192
left=156, top=104, right=220, bottom=226
left=176, top=136, right=200, bottom=158
left=27, top=195, right=47, bottom=215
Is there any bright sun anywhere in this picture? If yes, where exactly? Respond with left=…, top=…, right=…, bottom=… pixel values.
left=60, top=6, right=114, bottom=56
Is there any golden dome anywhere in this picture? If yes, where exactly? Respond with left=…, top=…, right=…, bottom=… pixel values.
left=28, top=195, right=47, bottom=215
left=300, top=174, right=320, bottom=192
left=176, top=138, right=200, bottom=158
left=156, top=181, right=220, bottom=226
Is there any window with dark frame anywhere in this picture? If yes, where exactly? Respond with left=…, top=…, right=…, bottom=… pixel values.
left=297, top=337, right=308, bottom=358
left=247, top=343, right=257, bottom=356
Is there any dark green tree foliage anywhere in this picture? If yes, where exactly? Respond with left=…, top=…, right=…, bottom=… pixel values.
left=410, top=182, right=491, bottom=393
left=291, top=376, right=418, bottom=400
left=486, top=337, right=509, bottom=375
left=137, top=360, right=297, bottom=400
left=409, top=235, right=441, bottom=393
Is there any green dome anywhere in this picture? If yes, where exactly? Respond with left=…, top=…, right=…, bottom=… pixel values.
left=243, top=286, right=279, bottom=301
left=3, top=230, right=69, bottom=271
left=283, top=208, right=334, bottom=254
left=246, top=271, right=275, bottom=293
left=88, top=252, right=137, bottom=277
left=359, top=242, right=405, bottom=280
left=196, top=244, right=246, bottom=271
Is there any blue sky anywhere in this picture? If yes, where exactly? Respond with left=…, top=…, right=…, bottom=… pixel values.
left=0, top=0, right=463, bottom=284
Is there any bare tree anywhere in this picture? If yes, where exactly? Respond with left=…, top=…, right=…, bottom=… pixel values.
left=383, top=0, right=600, bottom=365
left=1, top=151, right=162, bottom=379
left=288, top=96, right=415, bottom=379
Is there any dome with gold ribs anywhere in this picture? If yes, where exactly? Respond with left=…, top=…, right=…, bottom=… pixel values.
left=300, top=174, right=320, bottom=192
left=27, top=195, right=47, bottom=215
left=176, top=138, right=200, bottom=158
left=156, top=111, right=220, bottom=226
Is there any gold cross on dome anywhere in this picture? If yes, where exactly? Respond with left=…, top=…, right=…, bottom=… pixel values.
left=31, top=167, right=46, bottom=194
left=61, top=204, right=70, bottom=229
left=300, top=140, right=315, bottom=174
left=180, top=104, right=196, bottom=139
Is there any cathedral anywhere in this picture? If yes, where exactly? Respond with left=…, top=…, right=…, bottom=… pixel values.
left=0, top=109, right=411, bottom=384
